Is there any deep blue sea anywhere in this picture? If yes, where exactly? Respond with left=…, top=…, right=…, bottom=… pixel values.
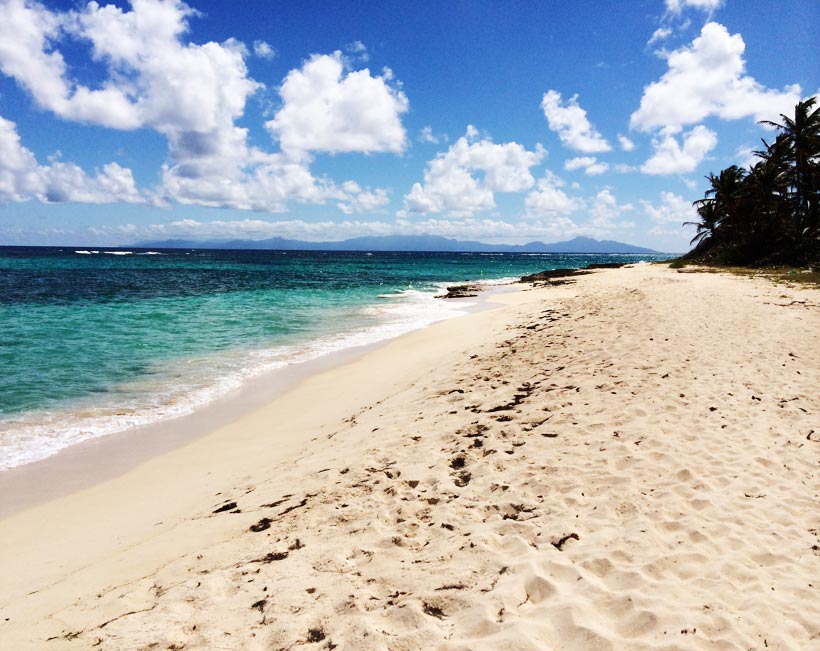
left=0, top=246, right=669, bottom=469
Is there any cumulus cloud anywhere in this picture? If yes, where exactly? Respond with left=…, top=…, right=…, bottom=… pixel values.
left=618, top=135, right=635, bottom=152
left=564, top=156, right=609, bottom=175
left=524, top=171, right=583, bottom=217
left=0, top=114, right=143, bottom=204
left=665, top=0, right=723, bottom=15
left=337, top=182, right=390, bottom=215
left=0, top=1, right=409, bottom=214
left=0, top=0, right=140, bottom=128
left=563, top=157, right=595, bottom=171
left=266, top=52, right=408, bottom=158
left=0, top=115, right=42, bottom=202
left=630, top=22, right=801, bottom=132
left=401, top=126, right=546, bottom=217
left=541, top=90, right=611, bottom=153
left=253, top=40, right=275, bottom=59
left=641, top=191, right=697, bottom=224
left=640, top=125, right=717, bottom=175
left=588, top=189, right=634, bottom=230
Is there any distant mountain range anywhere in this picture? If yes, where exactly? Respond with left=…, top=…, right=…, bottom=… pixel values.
left=133, top=234, right=662, bottom=254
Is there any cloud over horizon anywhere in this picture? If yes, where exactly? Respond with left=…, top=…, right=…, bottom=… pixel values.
left=0, top=0, right=814, bottom=253
left=401, top=126, right=546, bottom=218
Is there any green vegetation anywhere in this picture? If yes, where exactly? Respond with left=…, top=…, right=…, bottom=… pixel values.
left=674, top=264, right=820, bottom=288
left=681, top=97, right=820, bottom=268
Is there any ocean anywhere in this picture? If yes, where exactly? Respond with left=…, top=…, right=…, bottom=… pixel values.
left=0, top=246, right=669, bottom=470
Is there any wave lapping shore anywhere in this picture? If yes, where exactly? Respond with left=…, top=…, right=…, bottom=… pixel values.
left=1, top=248, right=664, bottom=470
left=1, top=264, right=818, bottom=650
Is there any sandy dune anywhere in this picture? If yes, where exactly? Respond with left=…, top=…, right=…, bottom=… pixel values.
left=1, top=264, right=818, bottom=650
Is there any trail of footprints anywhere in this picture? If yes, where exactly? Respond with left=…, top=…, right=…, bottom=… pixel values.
left=50, top=271, right=819, bottom=651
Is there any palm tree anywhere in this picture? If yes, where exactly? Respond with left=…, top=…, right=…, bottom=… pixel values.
left=693, top=165, right=747, bottom=239
left=760, top=97, right=820, bottom=242
left=685, top=96, right=819, bottom=265
left=684, top=201, right=720, bottom=248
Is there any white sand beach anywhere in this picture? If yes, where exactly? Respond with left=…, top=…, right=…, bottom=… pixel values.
left=1, top=264, right=818, bottom=650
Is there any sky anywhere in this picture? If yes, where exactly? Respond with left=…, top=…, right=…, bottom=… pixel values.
left=0, top=0, right=818, bottom=252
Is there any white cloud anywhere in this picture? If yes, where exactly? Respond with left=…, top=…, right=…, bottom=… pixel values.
left=640, top=125, right=717, bottom=175
left=585, top=161, right=610, bottom=176
left=641, top=191, right=697, bottom=225
left=0, top=1, right=409, bottom=214
left=0, top=0, right=139, bottom=129
left=337, top=182, right=390, bottom=215
left=0, top=115, right=42, bottom=202
left=0, top=0, right=261, bottom=136
left=266, top=52, right=408, bottom=158
left=0, top=114, right=143, bottom=205
left=253, top=40, right=275, bottom=59
left=665, top=0, right=723, bottom=15
left=541, top=90, right=611, bottom=153
left=648, top=27, right=672, bottom=46
left=564, top=156, right=595, bottom=171
left=631, top=22, right=801, bottom=132
left=641, top=193, right=702, bottom=250
left=401, top=126, right=546, bottom=217
left=618, top=135, right=635, bottom=151
left=524, top=170, right=583, bottom=217
left=418, top=125, right=439, bottom=144
left=587, top=189, right=634, bottom=230
left=734, top=145, right=758, bottom=169
left=158, top=152, right=343, bottom=212
left=564, top=156, right=609, bottom=175
left=345, top=40, right=369, bottom=62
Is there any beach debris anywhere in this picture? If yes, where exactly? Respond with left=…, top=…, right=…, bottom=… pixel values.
left=260, top=495, right=291, bottom=508
left=454, top=471, right=472, bottom=487
left=552, top=532, right=580, bottom=551
left=249, top=518, right=272, bottom=533
left=278, top=495, right=311, bottom=517
left=253, top=551, right=289, bottom=563
left=212, top=501, right=238, bottom=514
left=422, top=602, right=447, bottom=619
left=306, top=627, right=326, bottom=643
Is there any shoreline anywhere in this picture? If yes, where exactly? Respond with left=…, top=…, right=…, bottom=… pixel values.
left=2, top=264, right=818, bottom=650
left=0, top=281, right=514, bottom=519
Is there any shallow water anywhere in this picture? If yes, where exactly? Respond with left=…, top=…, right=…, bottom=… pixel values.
left=0, top=247, right=669, bottom=468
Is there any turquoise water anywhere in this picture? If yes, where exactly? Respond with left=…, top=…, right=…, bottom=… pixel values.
left=0, top=247, right=669, bottom=468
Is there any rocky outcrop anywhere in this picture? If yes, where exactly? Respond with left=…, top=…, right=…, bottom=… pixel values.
left=436, top=284, right=482, bottom=299
left=519, top=268, right=590, bottom=283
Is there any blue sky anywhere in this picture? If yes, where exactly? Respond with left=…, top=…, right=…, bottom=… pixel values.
left=0, top=0, right=818, bottom=251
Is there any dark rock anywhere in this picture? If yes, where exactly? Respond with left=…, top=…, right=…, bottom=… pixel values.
left=584, top=262, right=625, bottom=269
left=436, top=284, right=481, bottom=298
left=519, top=269, right=590, bottom=283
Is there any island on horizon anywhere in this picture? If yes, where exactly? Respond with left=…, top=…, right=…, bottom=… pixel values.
left=131, top=234, right=664, bottom=255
